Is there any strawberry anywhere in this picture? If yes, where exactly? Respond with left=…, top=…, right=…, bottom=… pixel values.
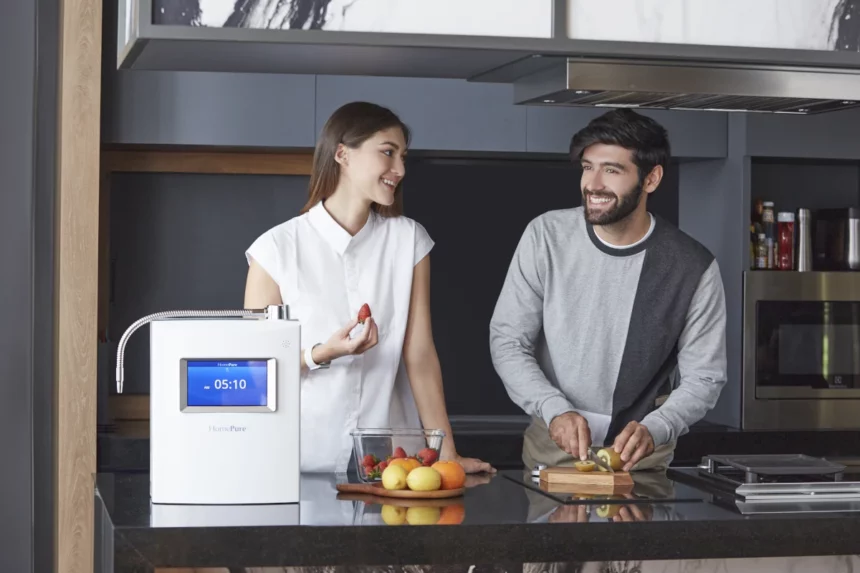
left=362, top=454, right=377, bottom=467
left=377, top=460, right=388, bottom=472
left=392, top=446, right=407, bottom=459
left=417, top=447, right=438, bottom=466
left=357, top=303, right=372, bottom=324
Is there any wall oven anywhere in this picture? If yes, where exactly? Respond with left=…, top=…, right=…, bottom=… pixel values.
left=742, top=271, right=860, bottom=430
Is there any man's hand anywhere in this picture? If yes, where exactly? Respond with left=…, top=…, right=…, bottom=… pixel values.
left=612, top=421, right=655, bottom=471
left=611, top=503, right=654, bottom=523
left=549, top=505, right=590, bottom=523
left=548, top=412, right=591, bottom=461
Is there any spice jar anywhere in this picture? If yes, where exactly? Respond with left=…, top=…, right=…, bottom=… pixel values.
left=761, top=201, right=775, bottom=224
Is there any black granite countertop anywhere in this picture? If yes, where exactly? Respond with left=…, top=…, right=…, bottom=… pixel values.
left=95, top=467, right=860, bottom=573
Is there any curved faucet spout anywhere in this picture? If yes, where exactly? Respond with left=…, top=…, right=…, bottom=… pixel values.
left=115, top=305, right=288, bottom=393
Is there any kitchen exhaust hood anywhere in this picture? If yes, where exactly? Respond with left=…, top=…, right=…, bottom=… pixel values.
left=511, top=58, right=860, bottom=114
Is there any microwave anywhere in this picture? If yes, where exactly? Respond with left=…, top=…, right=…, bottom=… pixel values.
left=742, top=271, right=860, bottom=430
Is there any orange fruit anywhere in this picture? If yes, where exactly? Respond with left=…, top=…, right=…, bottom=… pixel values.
left=431, top=460, right=466, bottom=490
left=390, top=457, right=421, bottom=473
left=436, top=503, right=465, bottom=525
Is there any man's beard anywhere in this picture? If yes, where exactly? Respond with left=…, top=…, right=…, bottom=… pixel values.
left=582, top=183, right=644, bottom=226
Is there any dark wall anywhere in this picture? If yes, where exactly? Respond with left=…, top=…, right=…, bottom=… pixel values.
left=107, top=158, right=680, bottom=417
left=0, top=2, right=35, bottom=569
left=1, top=0, right=57, bottom=571
left=750, top=158, right=860, bottom=213
left=403, top=158, right=679, bottom=414
left=108, top=173, right=310, bottom=393
left=678, top=115, right=750, bottom=429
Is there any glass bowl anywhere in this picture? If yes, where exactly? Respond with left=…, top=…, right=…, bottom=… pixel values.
left=350, top=428, right=445, bottom=483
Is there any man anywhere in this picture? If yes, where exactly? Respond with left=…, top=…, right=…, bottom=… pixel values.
left=489, top=109, right=727, bottom=472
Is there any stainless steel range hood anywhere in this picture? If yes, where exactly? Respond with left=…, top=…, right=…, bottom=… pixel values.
left=512, top=58, right=860, bottom=114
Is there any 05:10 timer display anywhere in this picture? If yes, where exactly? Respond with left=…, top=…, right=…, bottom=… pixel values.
left=210, top=379, right=248, bottom=390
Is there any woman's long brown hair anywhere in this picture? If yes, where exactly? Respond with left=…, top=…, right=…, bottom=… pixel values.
left=300, top=101, right=411, bottom=217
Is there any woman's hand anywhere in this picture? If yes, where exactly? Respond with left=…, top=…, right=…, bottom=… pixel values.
left=464, top=473, right=493, bottom=489
left=450, top=454, right=496, bottom=475
left=314, top=317, right=378, bottom=363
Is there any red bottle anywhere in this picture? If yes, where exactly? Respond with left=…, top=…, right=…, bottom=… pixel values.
left=777, top=212, right=795, bottom=270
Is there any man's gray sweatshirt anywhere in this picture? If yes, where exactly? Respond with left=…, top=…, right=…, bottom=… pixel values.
left=489, top=207, right=727, bottom=447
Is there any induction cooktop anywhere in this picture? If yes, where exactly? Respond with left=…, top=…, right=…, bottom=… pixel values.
left=502, top=468, right=711, bottom=505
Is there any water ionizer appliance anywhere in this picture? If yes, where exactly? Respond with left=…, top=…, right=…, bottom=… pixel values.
left=115, top=304, right=301, bottom=506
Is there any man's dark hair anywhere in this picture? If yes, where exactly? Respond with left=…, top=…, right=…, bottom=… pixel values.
left=569, top=109, right=671, bottom=183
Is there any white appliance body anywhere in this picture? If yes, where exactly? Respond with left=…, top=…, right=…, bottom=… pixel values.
left=149, top=318, right=300, bottom=505
left=150, top=502, right=300, bottom=527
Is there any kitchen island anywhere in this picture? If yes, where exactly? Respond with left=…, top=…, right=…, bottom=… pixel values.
left=95, top=468, right=860, bottom=573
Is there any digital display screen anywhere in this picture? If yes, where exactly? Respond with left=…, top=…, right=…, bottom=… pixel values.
left=186, top=360, right=269, bottom=407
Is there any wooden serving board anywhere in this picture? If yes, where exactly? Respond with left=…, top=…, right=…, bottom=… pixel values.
left=336, top=482, right=465, bottom=499
left=335, top=492, right=464, bottom=508
left=539, top=466, right=635, bottom=494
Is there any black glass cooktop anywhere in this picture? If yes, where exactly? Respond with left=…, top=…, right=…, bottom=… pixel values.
left=503, top=469, right=712, bottom=505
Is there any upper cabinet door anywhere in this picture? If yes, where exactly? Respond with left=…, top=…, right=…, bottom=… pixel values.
left=526, top=107, right=727, bottom=159
left=104, top=72, right=317, bottom=148
left=153, top=0, right=553, bottom=38
left=316, top=76, right=528, bottom=153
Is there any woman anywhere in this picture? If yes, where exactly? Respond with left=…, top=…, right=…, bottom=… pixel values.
left=244, top=101, right=493, bottom=475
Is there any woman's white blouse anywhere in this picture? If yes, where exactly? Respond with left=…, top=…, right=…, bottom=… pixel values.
left=246, top=200, right=435, bottom=473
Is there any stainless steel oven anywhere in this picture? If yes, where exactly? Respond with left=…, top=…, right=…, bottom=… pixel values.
left=742, top=271, right=860, bottom=430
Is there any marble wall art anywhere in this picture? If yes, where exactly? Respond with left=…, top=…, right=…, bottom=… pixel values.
left=153, top=0, right=553, bottom=38
left=567, top=0, right=860, bottom=52
left=523, top=555, right=860, bottom=573
left=243, top=554, right=860, bottom=572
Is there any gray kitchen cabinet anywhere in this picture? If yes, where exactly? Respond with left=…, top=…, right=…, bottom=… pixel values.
left=747, top=108, right=860, bottom=159
left=315, top=75, right=528, bottom=153
left=103, top=71, right=317, bottom=148
left=526, top=107, right=728, bottom=158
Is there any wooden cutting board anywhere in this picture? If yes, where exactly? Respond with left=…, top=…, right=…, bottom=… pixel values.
left=539, top=466, right=635, bottom=494
left=336, top=482, right=465, bottom=499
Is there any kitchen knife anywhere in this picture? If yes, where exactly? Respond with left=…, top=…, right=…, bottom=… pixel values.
left=588, top=449, right=615, bottom=473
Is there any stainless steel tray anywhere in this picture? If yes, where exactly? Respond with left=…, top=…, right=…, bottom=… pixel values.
left=706, top=454, right=845, bottom=476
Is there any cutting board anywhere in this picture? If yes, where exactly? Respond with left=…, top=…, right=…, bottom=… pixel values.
left=336, top=482, right=465, bottom=499
left=539, top=466, right=634, bottom=494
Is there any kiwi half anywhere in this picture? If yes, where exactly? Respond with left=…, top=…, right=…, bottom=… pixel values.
left=597, top=504, right=622, bottom=519
left=596, top=448, right=624, bottom=471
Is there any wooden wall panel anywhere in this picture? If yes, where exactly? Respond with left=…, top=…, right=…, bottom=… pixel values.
left=56, top=0, right=101, bottom=571
left=102, top=148, right=313, bottom=175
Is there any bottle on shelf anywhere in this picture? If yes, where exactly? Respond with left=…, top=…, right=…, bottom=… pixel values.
left=755, top=233, right=768, bottom=269
left=797, top=209, right=812, bottom=271
left=762, top=201, right=775, bottom=269
left=777, top=212, right=795, bottom=270
left=750, top=199, right=764, bottom=270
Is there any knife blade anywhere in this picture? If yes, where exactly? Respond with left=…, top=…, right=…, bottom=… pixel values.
left=587, top=449, right=614, bottom=473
